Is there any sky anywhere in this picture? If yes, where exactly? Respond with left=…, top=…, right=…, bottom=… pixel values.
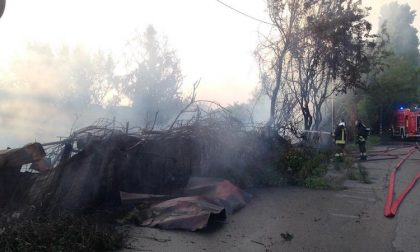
left=0, top=0, right=419, bottom=106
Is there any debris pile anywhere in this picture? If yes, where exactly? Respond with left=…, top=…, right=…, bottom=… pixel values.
left=0, top=116, right=289, bottom=230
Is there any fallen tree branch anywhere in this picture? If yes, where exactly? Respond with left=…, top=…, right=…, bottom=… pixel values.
left=169, top=79, right=200, bottom=130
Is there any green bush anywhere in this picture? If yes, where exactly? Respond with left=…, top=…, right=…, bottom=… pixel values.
left=344, top=159, right=370, bottom=184
left=280, top=147, right=330, bottom=186
left=304, top=176, right=330, bottom=189
left=358, top=163, right=370, bottom=184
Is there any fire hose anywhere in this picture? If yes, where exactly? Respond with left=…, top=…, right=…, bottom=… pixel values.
left=384, top=147, right=420, bottom=217
left=305, top=129, right=420, bottom=216
left=350, top=144, right=420, bottom=217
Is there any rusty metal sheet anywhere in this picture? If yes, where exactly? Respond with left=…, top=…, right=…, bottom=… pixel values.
left=185, top=177, right=252, bottom=214
left=142, top=177, right=251, bottom=231
left=142, top=196, right=226, bottom=231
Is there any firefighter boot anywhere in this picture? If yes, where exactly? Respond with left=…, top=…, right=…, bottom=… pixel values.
left=335, top=153, right=343, bottom=162
left=336, top=152, right=344, bottom=162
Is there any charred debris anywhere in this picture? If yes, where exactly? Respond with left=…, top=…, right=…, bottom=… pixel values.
left=0, top=106, right=290, bottom=231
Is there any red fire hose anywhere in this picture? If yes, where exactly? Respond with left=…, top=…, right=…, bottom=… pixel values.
left=384, top=148, right=418, bottom=217
left=390, top=173, right=420, bottom=216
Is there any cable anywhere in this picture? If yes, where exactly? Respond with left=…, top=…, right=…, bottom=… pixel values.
left=215, top=0, right=274, bottom=26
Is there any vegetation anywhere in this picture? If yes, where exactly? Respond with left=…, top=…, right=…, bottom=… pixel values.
left=256, top=0, right=385, bottom=130
left=379, top=2, right=420, bottom=65
left=357, top=163, right=370, bottom=184
left=0, top=213, right=124, bottom=252
left=359, top=55, right=420, bottom=130
left=303, top=176, right=330, bottom=190
left=0, top=25, right=185, bottom=132
left=280, top=147, right=331, bottom=188
left=338, top=2, right=420, bottom=132
left=345, top=158, right=358, bottom=180
left=253, top=1, right=420, bottom=136
left=121, top=25, right=184, bottom=126
left=344, top=159, right=370, bottom=184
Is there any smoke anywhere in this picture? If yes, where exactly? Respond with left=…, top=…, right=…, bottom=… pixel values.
left=225, top=94, right=270, bottom=127
left=0, top=43, right=119, bottom=147
left=379, top=1, right=420, bottom=64
left=0, top=27, right=191, bottom=147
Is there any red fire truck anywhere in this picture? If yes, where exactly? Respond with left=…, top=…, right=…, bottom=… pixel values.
left=391, top=108, right=420, bottom=139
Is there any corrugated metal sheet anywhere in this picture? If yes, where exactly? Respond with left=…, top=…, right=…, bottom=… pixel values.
left=142, top=177, right=251, bottom=231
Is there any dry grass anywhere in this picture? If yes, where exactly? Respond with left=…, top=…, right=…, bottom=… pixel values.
left=0, top=212, right=124, bottom=252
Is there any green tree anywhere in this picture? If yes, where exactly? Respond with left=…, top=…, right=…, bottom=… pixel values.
left=361, top=55, right=420, bottom=130
left=379, top=2, right=420, bottom=65
left=356, top=2, right=420, bottom=132
left=257, top=0, right=384, bottom=131
left=121, top=25, right=184, bottom=126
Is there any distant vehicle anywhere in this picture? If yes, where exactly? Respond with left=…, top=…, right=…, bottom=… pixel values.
left=391, top=108, right=420, bottom=139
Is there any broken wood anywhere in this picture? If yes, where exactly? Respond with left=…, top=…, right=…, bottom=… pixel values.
left=0, top=143, right=46, bottom=169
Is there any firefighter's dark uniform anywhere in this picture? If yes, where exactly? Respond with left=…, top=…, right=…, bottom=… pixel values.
left=356, top=121, right=368, bottom=160
left=334, top=123, right=346, bottom=161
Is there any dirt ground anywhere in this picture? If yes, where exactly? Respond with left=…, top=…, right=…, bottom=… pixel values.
left=121, top=144, right=420, bottom=252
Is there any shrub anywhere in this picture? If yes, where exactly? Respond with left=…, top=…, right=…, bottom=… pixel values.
left=279, top=147, right=330, bottom=186
left=0, top=214, right=124, bottom=252
left=304, top=176, right=330, bottom=189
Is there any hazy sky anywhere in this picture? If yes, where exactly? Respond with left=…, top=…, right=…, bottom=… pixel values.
left=0, top=0, right=419, bottom=105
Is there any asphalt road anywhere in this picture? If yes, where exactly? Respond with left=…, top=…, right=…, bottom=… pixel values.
left=121, top=144, right=420, bottom=252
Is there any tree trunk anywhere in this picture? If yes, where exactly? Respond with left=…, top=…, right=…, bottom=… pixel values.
left=312, top=104, right=323, bottom=130
left=302, top=106, right=313, bottom=130
left=267, top=51, right=287, bottom=127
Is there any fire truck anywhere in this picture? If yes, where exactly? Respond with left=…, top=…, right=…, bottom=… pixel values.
left=391, top=108, right=420, bottom=139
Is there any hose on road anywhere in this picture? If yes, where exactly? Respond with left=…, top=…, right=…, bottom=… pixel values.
left=384, top=147, right=419, bottom=217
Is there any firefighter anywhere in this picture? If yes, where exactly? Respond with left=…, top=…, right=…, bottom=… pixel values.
left=334, top=119, right=347, bottom=161
left=355, top=120, right=368, bottom=160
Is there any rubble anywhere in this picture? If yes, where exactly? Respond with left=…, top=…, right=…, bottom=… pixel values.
left=0, top=116, right=288, bottom=230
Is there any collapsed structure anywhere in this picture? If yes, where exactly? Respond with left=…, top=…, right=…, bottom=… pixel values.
left=0, top=114, right=289, bottom=230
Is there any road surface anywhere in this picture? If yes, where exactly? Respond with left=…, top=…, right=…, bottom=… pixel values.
left=121, top=144, right=420, bottom=252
